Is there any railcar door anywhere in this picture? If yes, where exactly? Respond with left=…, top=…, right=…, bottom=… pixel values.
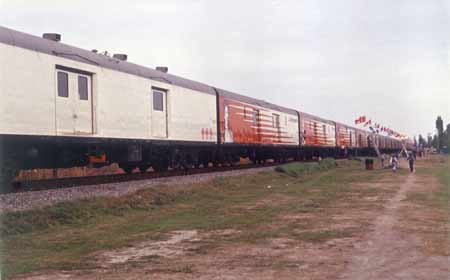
left=56, top=70, right=74, bottom=134
left=151, top=89, right=168, bottom=138
left=74, top=74, right=93, bottom=134
left=253, top=109, right=262, bottom=143
left=224, top=105, right=233, bottom=142
left=273, top=114, right=281, bottom=143
left=55, top=69, right=93, bottom=135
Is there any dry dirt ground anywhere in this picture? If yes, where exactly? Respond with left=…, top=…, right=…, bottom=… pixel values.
left=341, top=171, right=449, bottom=279
left=14, top=157, right=450, bottom=280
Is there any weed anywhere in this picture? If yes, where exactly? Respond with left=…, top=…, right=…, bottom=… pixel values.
left=293, top=229, right=354, bottom=243
left=275, top=158, right=338, bottom=177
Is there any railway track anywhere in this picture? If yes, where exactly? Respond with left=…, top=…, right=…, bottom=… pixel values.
left=12, top=163, right=280, bottom=193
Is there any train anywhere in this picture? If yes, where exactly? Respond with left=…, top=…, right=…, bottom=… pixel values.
left=0, top=26, right=411, bottom=192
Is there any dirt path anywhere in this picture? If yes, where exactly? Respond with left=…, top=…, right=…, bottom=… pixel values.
left=340, top=166, right=450, bottom=279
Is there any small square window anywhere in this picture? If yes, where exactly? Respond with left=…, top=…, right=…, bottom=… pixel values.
left=153, top=91, right=164, bottom=111
left=57, top=72, right=68, bottom=97
left=78, top=76, right=88, bottom=100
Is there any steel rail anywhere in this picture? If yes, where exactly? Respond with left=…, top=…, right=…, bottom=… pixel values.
left=12, top=163, right=279, bottom=193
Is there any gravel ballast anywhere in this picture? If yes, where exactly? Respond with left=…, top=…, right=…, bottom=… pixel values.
left=0, top=166, right=275, bottom=213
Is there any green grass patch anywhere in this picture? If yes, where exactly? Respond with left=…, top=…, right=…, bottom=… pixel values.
left=293, top=229, right=354, bottom=243
left=275, top=158, right=339, bottom=177
left=436, top=157, right=450, bottom=211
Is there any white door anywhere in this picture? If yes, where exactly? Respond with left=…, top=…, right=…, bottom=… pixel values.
left=56, top=70, right=93, bottom=135
left=224, top=105, right=233, bottom=143
left=151, top=89, right=168, bottom=138
left=74, top=74, right=92, bottom=134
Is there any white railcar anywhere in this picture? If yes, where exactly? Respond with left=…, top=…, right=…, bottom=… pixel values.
left=0, top=26, right=219, bottom=190
left=0, top=28, right=217, bottom=142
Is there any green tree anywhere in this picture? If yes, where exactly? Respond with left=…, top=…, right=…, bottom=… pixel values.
left=432, top=135, right=439, bottom=149
left=436, top=116, right=444, bottom=151
left=445, top=123, right=450, bottom=150
left=427, top=134, right=433, bottom=147
left=418, top=134, right=426, bottom=147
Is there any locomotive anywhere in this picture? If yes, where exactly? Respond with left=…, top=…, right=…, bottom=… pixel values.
left=0, top=26, right=406, bottom=192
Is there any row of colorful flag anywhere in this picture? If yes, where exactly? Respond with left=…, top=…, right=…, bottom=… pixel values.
left=354, top=115, right=407, bottom=139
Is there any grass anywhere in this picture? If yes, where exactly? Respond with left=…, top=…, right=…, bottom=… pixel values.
left=274, top=158, right=338, bottom=177
left=406, top=156, right=450, bottom=210
left=293, top=229, right=355, bottom=243
left=400, top=155, right=450, bottom=256
left=436, top=157, right=450, bottom=210
left=0, top=158, right=392, bottom=278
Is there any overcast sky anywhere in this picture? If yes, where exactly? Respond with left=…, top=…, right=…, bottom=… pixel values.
left=1, top=0, right=449, bottom=138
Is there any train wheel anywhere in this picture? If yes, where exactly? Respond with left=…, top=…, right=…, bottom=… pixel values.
left=201, top=160, right=209, bottom=168
left=119, top=163, right=134, bottom=174
left=0, top=169, right=18, bottom=193
left=152, top=160, right=169, bottom=172
left=138, top=165, right=149, bottom=173
left=0, top=159, right=19, bottom=193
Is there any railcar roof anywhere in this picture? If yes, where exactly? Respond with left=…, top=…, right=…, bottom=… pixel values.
left=335, top=121, right=354, bottom=128
left=215, top=88, right=298, bottom=116
left=0, top=26, right=217, bottom=95
left=298, top=111, right=335, bottom=125
left=0, top=25, right=302, bottom=115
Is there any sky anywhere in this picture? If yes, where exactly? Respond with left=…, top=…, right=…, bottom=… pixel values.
left=1, top=0, right=449, bottom=138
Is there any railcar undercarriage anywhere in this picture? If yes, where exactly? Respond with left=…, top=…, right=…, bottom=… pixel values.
left=0, top=135, right=402, bottom=193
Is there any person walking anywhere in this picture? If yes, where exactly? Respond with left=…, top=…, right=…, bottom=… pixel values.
left=408, top=152, right=415, bottom=173
left=381, top=153, right=386, bottom=169
left=390, top=154, right=398, bottom=172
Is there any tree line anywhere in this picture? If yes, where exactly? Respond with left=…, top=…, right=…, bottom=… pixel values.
left=416, top=116, right=449, bottom=153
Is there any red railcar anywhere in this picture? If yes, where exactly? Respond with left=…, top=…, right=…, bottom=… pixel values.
left=216, top=89, right=299, bottom=146
left=299, top=112, right=336, bottom=148
left=356, top=129, right=369, bottom=148
left=215, top=88, right=300, bottom=163
left=335, top=122, right=357, bottom=149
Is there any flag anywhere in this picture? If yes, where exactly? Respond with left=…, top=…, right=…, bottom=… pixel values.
left=354, top=115, right=366, bottom=124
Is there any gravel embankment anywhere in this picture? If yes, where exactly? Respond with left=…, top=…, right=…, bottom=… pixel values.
left=0, top=166, right=275, bottom=213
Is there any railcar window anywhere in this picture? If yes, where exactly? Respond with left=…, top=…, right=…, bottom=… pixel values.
left=78, top=76, right=88, bottom=100
left=153, top=91, right=164, bottom=111
left=252, top=111, right=257, bottom=125
left=323, top=125, right=326, bottom=135
left=57, top=72, right=68, bottom=97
